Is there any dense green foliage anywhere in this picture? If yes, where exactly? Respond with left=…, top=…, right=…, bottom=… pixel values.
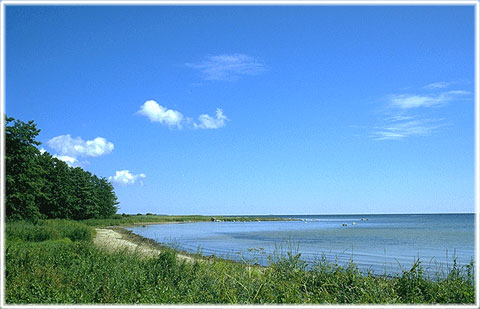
left=5, top=117, right=44, bottom=222
left=5, top=220, right=475, bottom=304
left=5, top=116, right=118, bottom=221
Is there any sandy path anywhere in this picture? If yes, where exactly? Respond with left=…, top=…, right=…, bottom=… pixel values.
left=93, top=228, right=194, bottom=262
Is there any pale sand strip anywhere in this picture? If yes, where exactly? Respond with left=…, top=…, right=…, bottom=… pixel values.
left=93, top=228, right=194, bottom=262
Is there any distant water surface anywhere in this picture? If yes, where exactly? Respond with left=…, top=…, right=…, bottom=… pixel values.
left=127, top=214, right=475, bottom=275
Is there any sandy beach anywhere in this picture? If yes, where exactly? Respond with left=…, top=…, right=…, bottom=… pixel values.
left=93, top=228, right=194, bottom=262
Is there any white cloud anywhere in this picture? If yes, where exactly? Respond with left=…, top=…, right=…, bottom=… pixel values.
left=39, top=147, right=46, bottom=154
left=186, top=54, right=266, bottom=81
left=194, top=108, right=228, bottom=129
left=372, top=118, right=445, bottom=141
left=424, top=82, right=451, bottom=89
left=137, top=100, right=184, bottom=128
left=47, top=135, right=114, bottom=158
left=138, top=100, right=229, bottom=130
left=53, top=155, right=78, bottom=166
left=108, top=170, right=146, bottom=185
left=389, top=90, right=469, bottom=109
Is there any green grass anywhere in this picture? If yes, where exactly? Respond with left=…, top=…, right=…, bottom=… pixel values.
left=5, top=219, right=476, bottom=304
left=6, top=219, right=94, bottom=242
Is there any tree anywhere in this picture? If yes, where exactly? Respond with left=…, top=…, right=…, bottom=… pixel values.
left=95, top=176, right=119, bottom=218
left=37, top=153, right=76, bottom=219
left=5, top=117, right=45, bottom=222
left=5, top=116, right=119, bottom=221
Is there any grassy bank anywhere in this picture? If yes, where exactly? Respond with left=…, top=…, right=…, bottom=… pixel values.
left=5, top=218, right=475, bottom=304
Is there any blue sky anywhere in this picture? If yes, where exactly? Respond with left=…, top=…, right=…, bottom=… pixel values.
left=6, top=5, right=475, bottom=215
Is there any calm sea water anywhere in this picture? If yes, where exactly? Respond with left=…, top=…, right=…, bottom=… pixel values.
left=127, top=214, right=475, bottom=275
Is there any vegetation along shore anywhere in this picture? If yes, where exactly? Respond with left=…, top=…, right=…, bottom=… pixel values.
left=4, top=117, right=476, bottom=304
left=6, top=216, right=475, bottom=304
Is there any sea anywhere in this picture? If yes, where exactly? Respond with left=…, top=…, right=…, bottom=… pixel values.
left=127, top=213, right=475, bottom=276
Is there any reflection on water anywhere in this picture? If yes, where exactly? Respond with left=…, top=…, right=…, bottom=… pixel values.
left=127, top=214, right=474, bottom=275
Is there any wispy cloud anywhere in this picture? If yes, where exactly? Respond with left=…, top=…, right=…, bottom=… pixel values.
left=368, top=86, right=470, bottom=141
left=372, top=117, right=446, bottom=141
left=137, top=100, right=228, bottom=130
left=136, top=100, right=184, bottom=128
left=389, top=90, right=469, bottom=109
left=194, top=108, right=228, bottom=129
left=108, top=170, right=146, bottom=186
left=186, top=53, right=266, bottom=81
left=47, top=135, right=114, bottom=159
left=424, top=81, right=451, bottom=89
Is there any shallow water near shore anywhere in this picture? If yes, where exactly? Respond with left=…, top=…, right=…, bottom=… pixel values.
left=127, top=213, right=475, bottom=276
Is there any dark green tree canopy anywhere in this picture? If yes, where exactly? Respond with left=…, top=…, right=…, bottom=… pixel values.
left=5, top=116, right=119, bottom=221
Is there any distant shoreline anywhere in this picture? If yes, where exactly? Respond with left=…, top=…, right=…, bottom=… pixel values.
left=125, top=212, right=475, bottom=218
left=85, top=214, right=296, bottom=229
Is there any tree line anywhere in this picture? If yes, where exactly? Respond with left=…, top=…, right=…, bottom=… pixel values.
left=5, top=116, right=118, bottom=222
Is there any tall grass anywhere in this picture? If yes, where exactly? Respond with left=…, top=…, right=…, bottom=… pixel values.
left=5, top=219, right=475, bottom=304
left=6, top=219, right=94, bottom=242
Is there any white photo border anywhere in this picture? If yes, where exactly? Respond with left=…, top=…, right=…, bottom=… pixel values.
left=0, top=1, right=478, bottom=308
